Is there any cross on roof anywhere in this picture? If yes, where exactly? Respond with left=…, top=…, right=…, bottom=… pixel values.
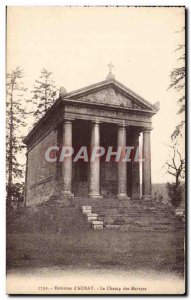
left=106, top=62, right=115, bottom=80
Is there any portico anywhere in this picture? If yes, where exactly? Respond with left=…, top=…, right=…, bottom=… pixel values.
left=56, top=118, right=152, bottom=200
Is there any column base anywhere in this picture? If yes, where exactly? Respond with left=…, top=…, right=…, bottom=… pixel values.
left=142, top=195, right=152, bottom=201
left=117, top=193, right=130, bottom=201
left=61, top=191, right=74, bottom=198
left=88, top=193, right=103, bottom=199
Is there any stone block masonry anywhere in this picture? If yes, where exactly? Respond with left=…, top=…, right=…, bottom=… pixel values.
left=26, top=129, right=57, bottom=206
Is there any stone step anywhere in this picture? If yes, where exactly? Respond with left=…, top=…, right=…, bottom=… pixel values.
left=92, top=220, right=104, bottom=225
left=93, top=204, right=173, bottom=209
left=113, top=216, right=175, bottom=221
left=81, top=206, right=92, bottom=210
left=92, top=224, right=104, bottom=230
left=86, top=213, right=98, bottom=218
left=120, top=226, right=174, bottom=232
left=105, top=224, right=121, bottom=229
left=95, top=212, right=157, bottom=216
left=113, top=220, right=126, bottom=225
left=81, top=200, right=181, bottom=232
left=87, top=216, right=98, bottom=222
left=98, top=216, right=175, bottom=225
left=91, top=220, right=104, bottom=230
left=98, top=215, right=175, bottom=221
left=82, top=209, right=92, bottom=215
left=93, top=208, right=158, bottom=213
left=106, top=220, right=175, bottom=226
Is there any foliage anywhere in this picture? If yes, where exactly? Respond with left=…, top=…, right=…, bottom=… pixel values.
left=6, top=182, right=25, bottom=209
left=166, top=30, right=185, bottom=208
left=168, top=40, right=185, bottom=139
left=166, top=182, right=184, bottom=208
left=165, top=143, right=185, bottom=208
left=29, top=68, right=58, bottom=122
left=6, top=67, right=27, bottom=208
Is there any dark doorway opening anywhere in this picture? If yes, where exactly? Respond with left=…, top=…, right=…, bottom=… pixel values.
left=100, top=123, right=118, bottom=197
left=72, top=120, right=90, bottom=196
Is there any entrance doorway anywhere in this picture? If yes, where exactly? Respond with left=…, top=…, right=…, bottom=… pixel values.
left=72, top=120, right=90, bottom=197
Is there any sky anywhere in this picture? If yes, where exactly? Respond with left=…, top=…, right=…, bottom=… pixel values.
left=6, top=6, right=185, bottom=183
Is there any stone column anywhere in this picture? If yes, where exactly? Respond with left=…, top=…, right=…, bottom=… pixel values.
left=142, top=129, right=152, bottom=200
left=62, top=119, right=74, bottom=198
left=53, top=125, right=62, bottom=199
left=117, top=125, right=129, bottom=200
left=131, top=132, right=141, bottom=199
left=89, top=121, right=102, bottom=199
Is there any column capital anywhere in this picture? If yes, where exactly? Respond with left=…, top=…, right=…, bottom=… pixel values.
left=118, top=123, right=128, bottom=128
left=142, top=127, right=152, bottom=133
left=92, top=120, right=101, bottom=126
left=64, top=118, right=74, bottom=124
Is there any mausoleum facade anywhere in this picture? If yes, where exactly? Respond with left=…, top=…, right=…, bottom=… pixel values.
left=24, top=71, right=158, bottom=206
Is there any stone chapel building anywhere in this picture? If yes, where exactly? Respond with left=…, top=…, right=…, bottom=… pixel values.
left=24, top=68, right=158, bottom=206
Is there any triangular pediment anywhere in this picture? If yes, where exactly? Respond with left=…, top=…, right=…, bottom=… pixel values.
left=64, top=79, right=157, bottom=113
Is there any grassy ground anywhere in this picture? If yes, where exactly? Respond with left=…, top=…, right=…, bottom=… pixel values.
left=7, top=230, right=184, bottom=275
left=6, top=205, right=184, bottom=276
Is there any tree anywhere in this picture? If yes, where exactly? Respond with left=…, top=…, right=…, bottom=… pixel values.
left=6, top=67, right=27, bottom=209
left=168, top=35, right=185, bottom=139
left=30, top=68, right=58, bottom=122
left=166, top=143, right=185, bottom=208
left=166, top=29, right=185, bottom=208
left=6, top=182, right=25, bottom=209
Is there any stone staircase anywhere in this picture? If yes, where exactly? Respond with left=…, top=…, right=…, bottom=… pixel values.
left=81, top=199, right=185, bottom=232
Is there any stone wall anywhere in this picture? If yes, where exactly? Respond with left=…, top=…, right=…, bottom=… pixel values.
left=26, top=129, right=57, bottom=206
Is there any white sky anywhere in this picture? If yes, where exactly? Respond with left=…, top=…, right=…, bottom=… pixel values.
left=6, top=6, right=185, bottom=183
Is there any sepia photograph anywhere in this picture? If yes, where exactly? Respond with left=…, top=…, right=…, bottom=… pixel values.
left=6, top=6, right=185, bottom=295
